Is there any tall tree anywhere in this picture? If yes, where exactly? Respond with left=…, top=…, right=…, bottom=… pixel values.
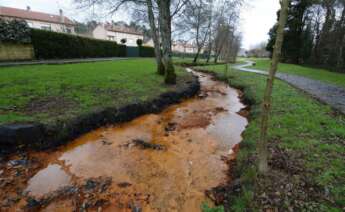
left=175, top=0, right=212, bottom=63
left=156, top=0, right=176, bottom=84
left=146, top=0, right=165, bottom=75
left=258, top=0, right=290, bottom=174
left=267, top=0, right=313, bottom=64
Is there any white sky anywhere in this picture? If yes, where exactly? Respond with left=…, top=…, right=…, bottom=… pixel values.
left=0, top=0, right=280, bottom=49
left=240, top=0, right=280, bottom=49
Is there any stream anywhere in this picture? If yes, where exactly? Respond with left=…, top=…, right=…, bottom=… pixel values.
left=0, top=70, right=248, bottom=212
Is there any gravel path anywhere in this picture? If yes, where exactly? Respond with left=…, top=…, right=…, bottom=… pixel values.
left=0, top=57, right=128, bottom=67
left=234, top=62, right=345, bottom=114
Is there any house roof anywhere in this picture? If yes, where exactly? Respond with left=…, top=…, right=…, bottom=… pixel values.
left=105, top=25, right=143, bottom=36
left=0, top=6, right=75, bottom=26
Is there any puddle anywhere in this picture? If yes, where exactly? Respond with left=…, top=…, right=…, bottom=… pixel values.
left=24, top=164, right=72, bottom=198
left=0, top=70, right=248, bottom=211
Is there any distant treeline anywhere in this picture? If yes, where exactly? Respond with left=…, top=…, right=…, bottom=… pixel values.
left=267, top=0, right=345, bottom=73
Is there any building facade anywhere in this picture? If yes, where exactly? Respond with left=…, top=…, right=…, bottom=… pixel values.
left=0, top=6, right=75, bottom=34
left=93, top=25, right=144, bottom=46
left=172, top=42, right=198, bottom=54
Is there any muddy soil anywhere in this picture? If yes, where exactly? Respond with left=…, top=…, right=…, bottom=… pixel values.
left=0, top=70, right=248, bottom=212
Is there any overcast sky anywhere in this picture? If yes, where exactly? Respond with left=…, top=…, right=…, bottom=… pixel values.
left=0, top=0, right=280, bottom=49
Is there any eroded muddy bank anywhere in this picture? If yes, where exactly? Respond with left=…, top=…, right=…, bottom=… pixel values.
left=0, top=70, right=248, bottom=211
left=0, top=75, right=199, bottom=155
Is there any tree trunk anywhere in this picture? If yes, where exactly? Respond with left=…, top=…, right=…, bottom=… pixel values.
left=146, top=0, right=164, bottom=75
left=206, top=42, right=212, bottom=63
left=157, top=0, right=176, bottom=84
left=336, top=34, right=345, bottom=72
left=193, top=50, right=201, bottom=63
left=258, top=0, right=289, bottom=175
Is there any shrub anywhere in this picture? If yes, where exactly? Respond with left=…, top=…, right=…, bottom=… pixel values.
left=31, top=29, right=126, bottom=59
left=136, top=39, right=143, bottom=46
left=121, top=38, right=127, bottom=44
left=0, top=19, right=31, bottom=44
left=139, top=46, right=155, bottom=57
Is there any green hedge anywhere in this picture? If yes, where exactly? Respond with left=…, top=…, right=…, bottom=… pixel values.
left=0, top=19, right=31, bottom=44
left=31, top=29, right=126, bottom=59
left=139, top=46, right=155, bottom=57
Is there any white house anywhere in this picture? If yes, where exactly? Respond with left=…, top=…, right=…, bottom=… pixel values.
left=172, top=42, right=198, bottom=54
left=92, top=24, right=144, bottom=46
left=0, top=6, right=75, bottom=34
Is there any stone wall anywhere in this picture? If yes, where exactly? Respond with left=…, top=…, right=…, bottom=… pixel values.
left=0, top=43, right=34, bottom=61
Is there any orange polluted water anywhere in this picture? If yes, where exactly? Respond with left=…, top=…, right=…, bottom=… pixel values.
left=2, top=70, right=248, bottom=212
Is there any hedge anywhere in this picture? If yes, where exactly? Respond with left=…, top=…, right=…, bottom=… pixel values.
left=139, top=46, right=155, bottom=57
left=0, top=19, right=31, bottom=44
left=31, top=29, right=126, bottom=59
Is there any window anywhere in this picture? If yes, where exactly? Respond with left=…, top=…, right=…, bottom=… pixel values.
left=66, top=28, right=72, bottom=34
left=27, top=22, right=33, bottom=27
left=40, top=24, right=51, bottom=31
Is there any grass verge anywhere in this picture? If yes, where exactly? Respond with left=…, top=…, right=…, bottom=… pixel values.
left=196, top=63, right=345, bottom=211
left=248, top=58, right=345, bottom=88
left=0, top=59, right=193, bottom=125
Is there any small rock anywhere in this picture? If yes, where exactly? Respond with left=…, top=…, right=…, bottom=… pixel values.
left=85, top=179, right=97, bottom=190
left=101, top=140, right=112, bottom=145
left=164, top=122, right=177, bottom=132
left=132, top=139, right=165, bottom=150
left=26, top=197, right=40, bottom=208
left=7, top=160, right=28, bottom=168
left=118, top=182, right=132, bottom=188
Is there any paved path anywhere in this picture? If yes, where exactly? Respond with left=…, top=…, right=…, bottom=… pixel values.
left=234, top=62, right=345, bottom=114
left=0, top=57, right=128, bottom=67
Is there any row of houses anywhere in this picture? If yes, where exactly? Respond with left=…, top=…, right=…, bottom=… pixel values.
left=0, top=5, right=199, bottom=52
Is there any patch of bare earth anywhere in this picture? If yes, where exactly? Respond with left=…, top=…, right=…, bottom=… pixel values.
left=24, top=96, right=78, bottom=116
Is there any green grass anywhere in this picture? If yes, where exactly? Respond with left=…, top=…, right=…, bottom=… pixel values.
left=248, top=58, right=345, bottom=88
left=0, top=59, right=192, bottom=125
left=196, top=63, right=345, bottom=211
left=173, top=57, right=224, bottom=65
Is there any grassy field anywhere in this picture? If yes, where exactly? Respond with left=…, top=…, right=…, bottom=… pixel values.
left=173, top=56, right=224, bottom=65
left=0, top=59, right=192, bottom=125
left=196, top=64, right=345, bottom=211
left=248, top=58, right=345, bottom=88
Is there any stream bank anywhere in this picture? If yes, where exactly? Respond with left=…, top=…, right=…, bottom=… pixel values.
left=0, top=70, right=248, bottom=211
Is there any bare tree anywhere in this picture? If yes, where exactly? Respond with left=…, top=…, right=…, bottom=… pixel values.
left=156, top=0, right=176, bottom=84
left=212, top=0, right=242, bottom=63
left=258, top=0, right=290, bottom=175
left=74, top=0, right=190, bottom=84
left=175, top=0, right=212, bottom=63
left=145, top=0, right=165, bottom=75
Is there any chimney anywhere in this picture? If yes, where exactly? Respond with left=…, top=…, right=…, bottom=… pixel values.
left=26, top=6, right=31, bottom=11
left=59, top=9, right=64, bottom=24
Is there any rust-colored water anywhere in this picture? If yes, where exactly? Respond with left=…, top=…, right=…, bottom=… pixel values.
left=0, top=71, right=248, bottom=212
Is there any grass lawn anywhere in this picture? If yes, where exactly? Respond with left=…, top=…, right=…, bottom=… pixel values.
left=0, top=59, right=193, bottom=125
left=248, top=58, right=345, bottom=88
left=173, top=56, right=224, bottom=65
left=196, top=64, right=345, bottom=211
